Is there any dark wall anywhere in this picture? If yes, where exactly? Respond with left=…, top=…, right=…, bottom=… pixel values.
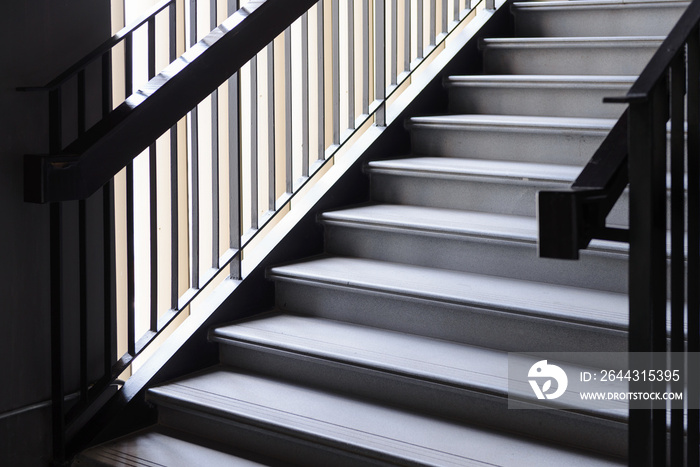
left=0, top=2, right=111, bottom=465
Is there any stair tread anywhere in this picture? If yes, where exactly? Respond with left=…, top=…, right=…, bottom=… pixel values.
left=482, top=36, right=665, bottom=46
left=367, top=157, right=582, bottom=183
left=320, top=204, right=627, bottom=254
left=149, top=368, right=624, bottom=467
left=445, top=74, right=636, bottom=87
left=513, top=0, right=689, bottom=9
left=76, top=427, right=277, bottom=467
left=268, top=257, right=628, bottom=329
left=407, top=114, right=617, bottom=131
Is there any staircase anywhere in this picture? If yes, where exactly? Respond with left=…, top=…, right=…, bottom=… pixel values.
left=75, top=0, right=689, bottom=465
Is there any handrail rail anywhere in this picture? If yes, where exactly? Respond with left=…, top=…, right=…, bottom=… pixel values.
left=19, top=0, right=175, bottom=92
left=25, top=0, right=318, bottom=203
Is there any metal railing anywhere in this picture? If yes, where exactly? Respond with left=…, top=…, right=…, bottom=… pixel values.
left=23, top=0, right=486, bottom=463
left=538, top=0, right=700, bottom=464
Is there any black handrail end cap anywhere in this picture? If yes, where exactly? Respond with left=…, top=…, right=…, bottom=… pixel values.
left=24, top=154, right=81, bottom=204
left=537, top=190, right=581, bottom=260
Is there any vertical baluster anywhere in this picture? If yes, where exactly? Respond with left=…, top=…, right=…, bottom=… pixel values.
left=390, top=0, right=397, bottom=86
left=404, top=0, right=411, bottom=73
left=211, top=0, right=220, bottom=270
left=50, top=202, right=65, bottom=465
left=454, top=0, right=459, bottom=22
left=302, top=13, right=310, bottom=175
left=148, top=17, right=159, bottom=331
left=78, top=198, right=88, bottom=402
left=317, top=0, right=326, bottom=162
left=285, top=27, right=293, bottom=193
left=189, top=0, right=200, bottom=288
left=126, top=165, right=135, bottom=355
left=348, top=1, right=356, bottom=130
left=169, top=2, right=180, bottom=306
left=688, top=27, right=700, bottom=467
left=442, top=0, right=447, bottom=34
left=48, top=86, right=65, bottom=465
left=77, top=71, right=86, bottom=137
left=101, top=50, right=115, bottom=375
left=417, top=0, right=423, bottom=58
left=429, top=0, right=436, bottom=46
left=670, top=53, right=686, bottom=467
left=228, top=0, right=241, bottom=279
left=77, top=69, right=88, bottom=403
left=376, top=0, right=386, bottom=126
left=332, top=0, right=340, bottom=144
left=362, top=0, right=370, bottom=115
left=125, top=33, right=136, bottom=356
left=49, top=89, right=62, bottom=154
left=250, top=55, right=259, bottom=229
left=267, top=43, right=276, bottom=211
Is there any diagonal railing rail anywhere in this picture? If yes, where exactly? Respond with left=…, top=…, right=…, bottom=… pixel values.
left=23, top=0, right=488, bottom=463
left=538, top=0, right=700, bottom=464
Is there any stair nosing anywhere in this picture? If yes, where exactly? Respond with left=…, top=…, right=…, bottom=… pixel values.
left=444, top=75, right=637, bottom=89
left=512, top=0, right=689, bottom=10
left=481, top=36, right=665, bottom=48
left=406, top=114, right=617, bottom=133
left=366, top=157, right=582, bottom=184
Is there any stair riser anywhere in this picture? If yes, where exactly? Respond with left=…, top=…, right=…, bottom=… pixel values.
left=219, top=344, right=628, bottom=458
left=409, top=124, right=608, bottom=164
left=273, top=281, right=628, bottom=353
left=323, top=224, right=629, bottom=293
left=482, top=43, right=658, bottom=75
left=513, top=4, right=686, bottom=37
left=447, top=84, right=628, bottom=119
left=370, top=173, right=566, bottom=217
left=157, top=405, right=384, bottom=467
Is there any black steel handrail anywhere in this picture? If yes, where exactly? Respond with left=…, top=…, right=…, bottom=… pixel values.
left=538, top=0, right=700, bottom=465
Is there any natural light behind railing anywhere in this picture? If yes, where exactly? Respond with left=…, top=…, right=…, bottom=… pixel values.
left=110, top=0, right=484, bottom=375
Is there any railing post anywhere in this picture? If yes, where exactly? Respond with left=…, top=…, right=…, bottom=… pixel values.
left=627, top=83, right=669, bottom=467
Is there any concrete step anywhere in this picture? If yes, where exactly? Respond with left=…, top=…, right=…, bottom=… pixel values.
left=405, top=115, right=614, bottom=165
left=73, top=426, right=281, bottom=466
left=321, top=204, right=628, bottom=293
left=481, top=36, right=663, bottom=75
left=210, top=312, right=628, bottom=458
left=147, top=368, right=626, bottom=466
left=366, top=157, right=629, bottom=226
left=268, top=256, right=628, bottom=353
left=512, top=0, right=688, bottom=38
left=444, top=75, right=631, bottom=119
